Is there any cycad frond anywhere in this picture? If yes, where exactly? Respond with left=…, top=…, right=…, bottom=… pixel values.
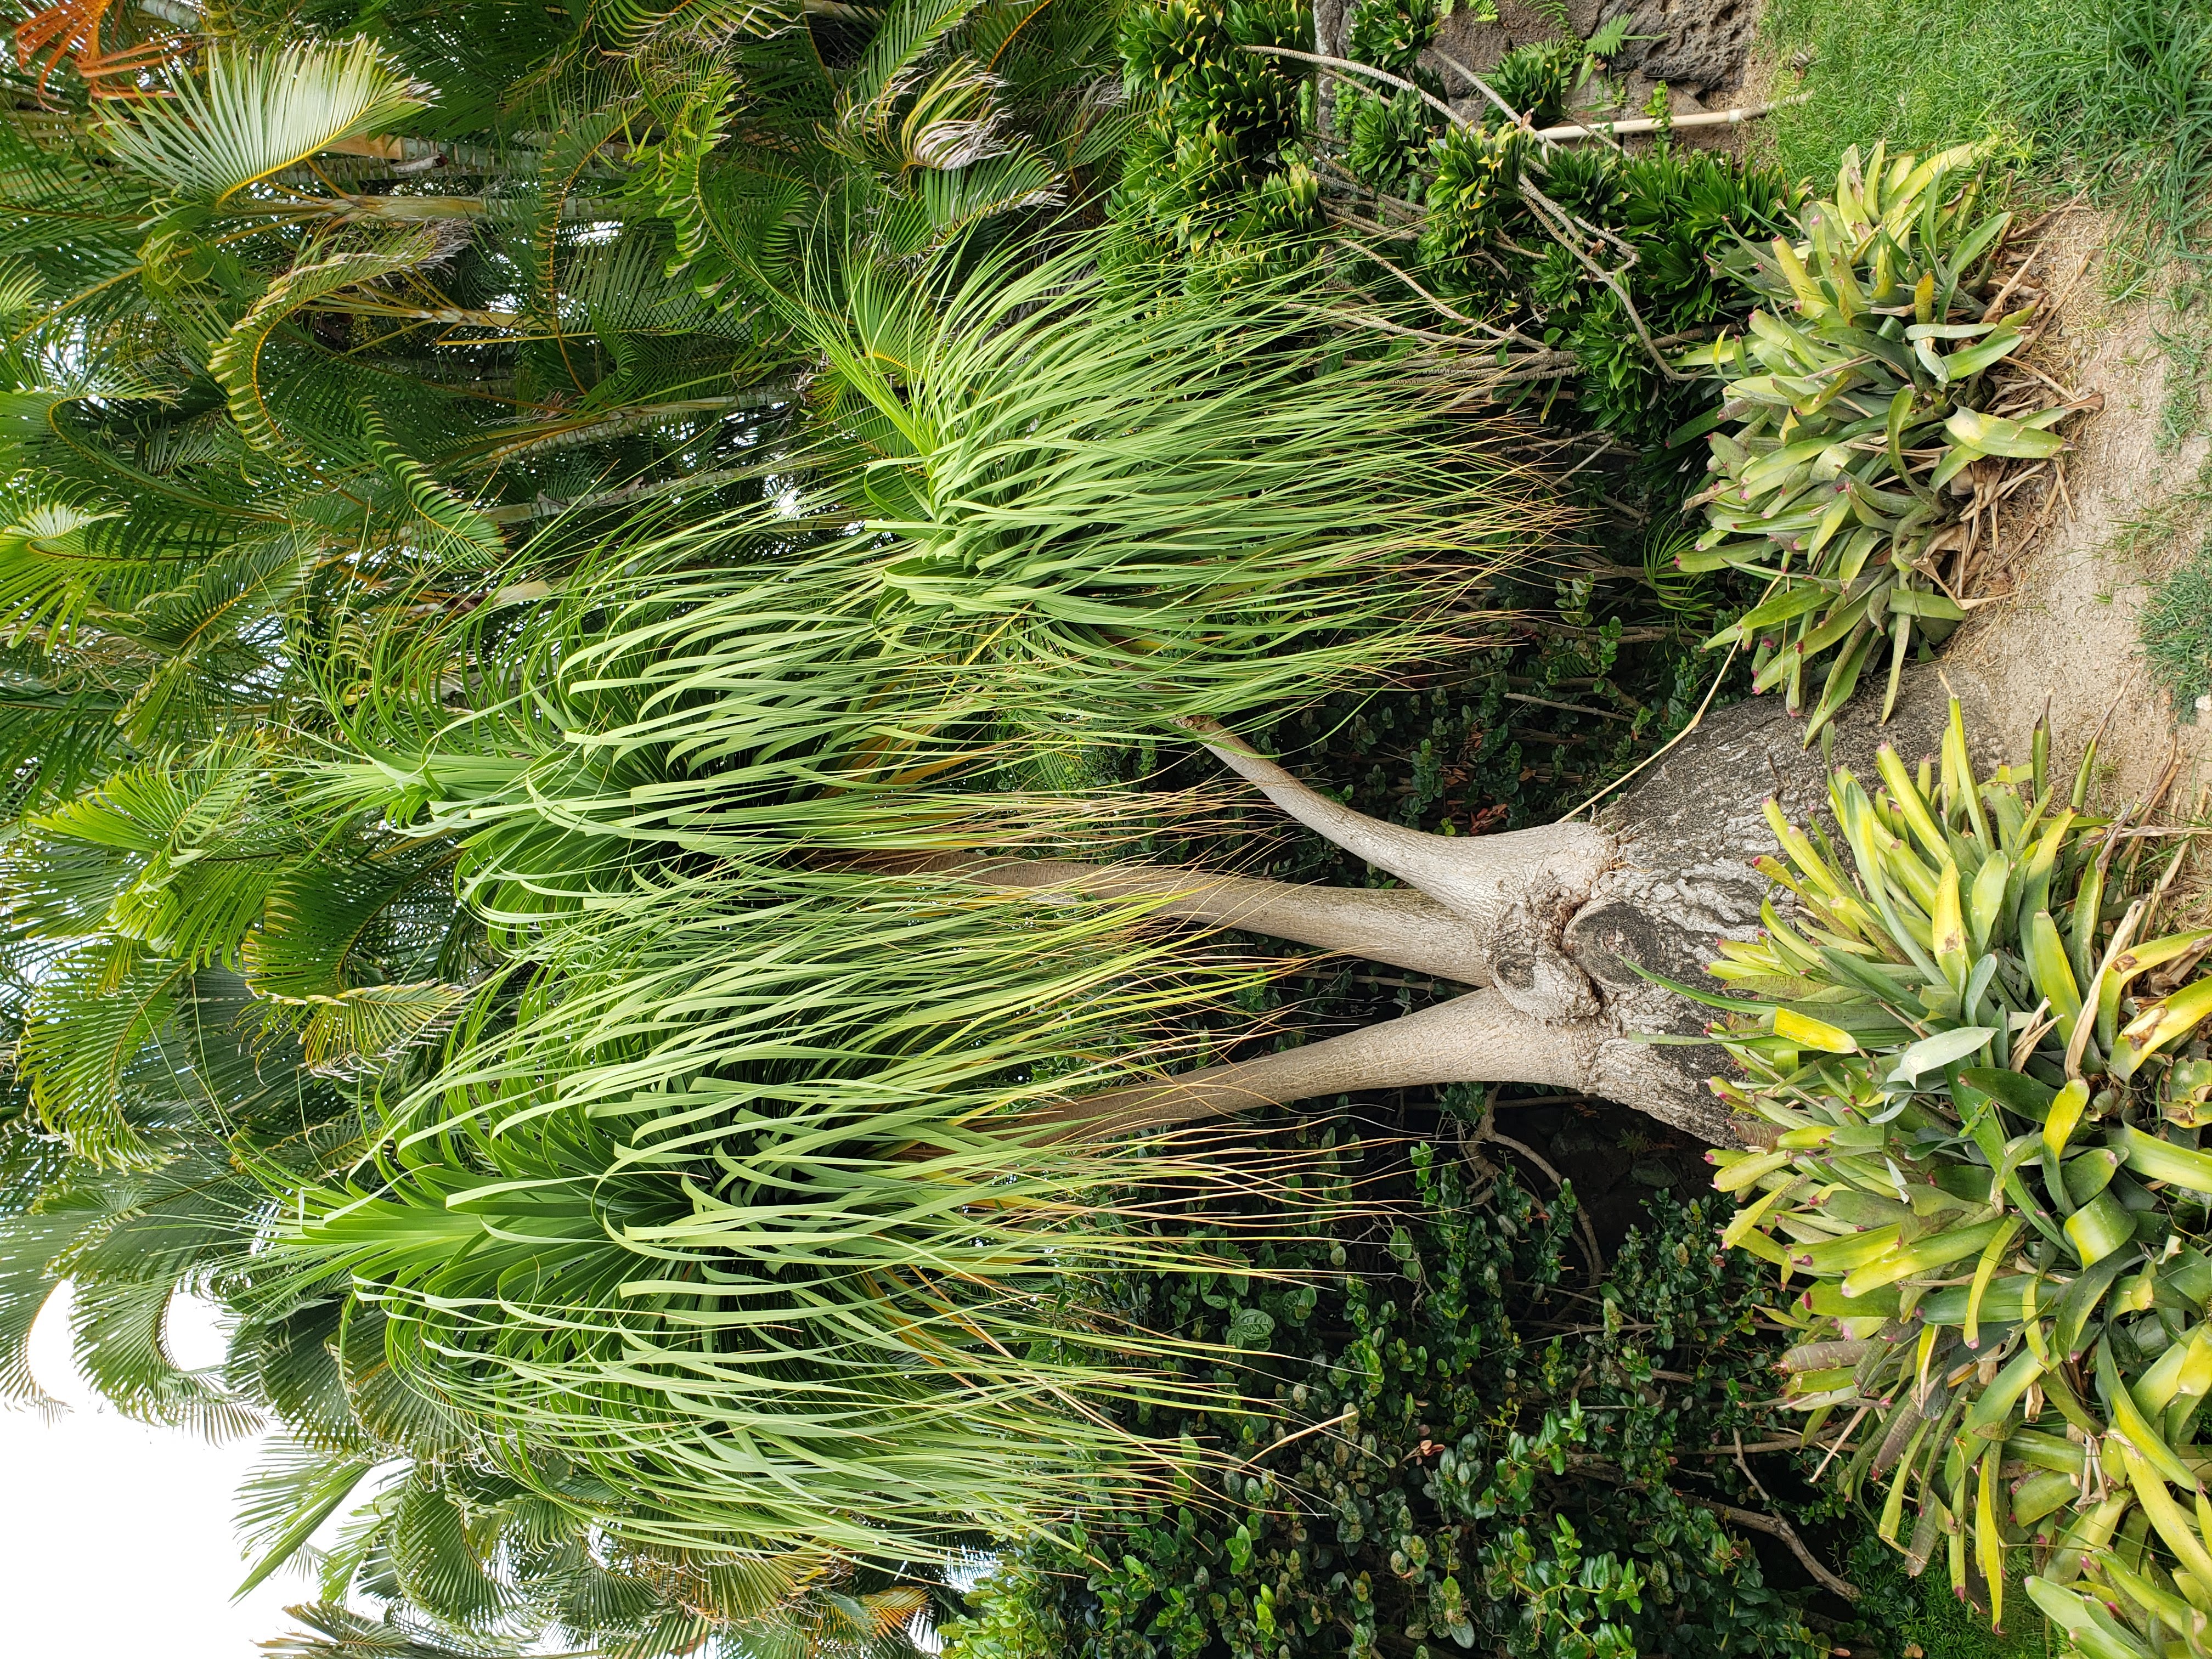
left=598, top=0, right=795, bottom=48
left=209, top=232, right=444, bottom=459
left=232, top=1295, right=371, bottom=1455
left=330, top=1301, right=476, bottom=1460
left=98, top=41, right=430, bottom=204
left=0, top=480, right=125, bottom=641
left=16, top=741, right=302, bottom=967
left=0, top=1197, right=78, bottom=1413
left=842, top=0, right=990, bottom=112
left=108, top=533, right=320, bottom=741
left=362, top=415, right=505, bottom=566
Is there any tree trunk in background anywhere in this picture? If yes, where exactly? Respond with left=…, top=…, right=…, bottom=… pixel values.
left=1032, top=665, right=1989, bottom=1146
left=1312, top=0, right=1349, bottom=134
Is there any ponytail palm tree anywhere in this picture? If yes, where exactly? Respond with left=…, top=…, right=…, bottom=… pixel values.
left=247, top=241, right=1549, bottom=1559
left=0, top=0, right=1766, bottom=1622
left=0, top=98, right=1564, bottom=1589
left=0, top=15, right=1774, bottom=1582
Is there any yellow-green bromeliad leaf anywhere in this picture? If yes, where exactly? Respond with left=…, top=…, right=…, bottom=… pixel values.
left=1683, top=142, right=2077, bottom=740
left=1706, top=699, right=2212, bottom=1652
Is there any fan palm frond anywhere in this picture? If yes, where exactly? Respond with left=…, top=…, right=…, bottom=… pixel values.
left=67, top=1269, right=266, bottom=1438
left=236, top=1436, right=388, bottom=1597
left=259, top=1601, right=561, bottom=1659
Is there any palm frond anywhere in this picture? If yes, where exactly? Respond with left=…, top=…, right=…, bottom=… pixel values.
left=16, top=944, right=186, bottom=1163
left=0, top=478, right=125, bottom=641
left=17, top=741, right=301, bottom=967
left=389, top=1475, right=512, bottom=1629
left=208, top=232, right=443, bottom=459
left=842, top=0, right=991, bottom=111
left=0, top=1199, right=76, bottom=1413
left=258, top=1601, right=557, bottom=1659
left=362, top=414, right=505, bottom=567
left=98, top=40, right=430, bottom=204
left=67, top=1269, right=265, bottom=1437
left=108, top=532, right=320, bottom=741
left=236, top=1437, right=387, bottom=1596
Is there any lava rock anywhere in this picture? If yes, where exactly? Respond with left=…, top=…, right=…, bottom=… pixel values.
left=1594, top=0, right=1756, bottom=95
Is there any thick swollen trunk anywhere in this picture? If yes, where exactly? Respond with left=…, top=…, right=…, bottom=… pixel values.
left=1183, top=724, right=1612, bottom=1023
left=1024, top=665, right=1990, bottom=1146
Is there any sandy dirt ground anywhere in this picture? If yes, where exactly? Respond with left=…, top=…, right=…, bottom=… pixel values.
left=1944, top=212, right=2212, bottom=814
left=1666, top=1, right=2212, bottom=815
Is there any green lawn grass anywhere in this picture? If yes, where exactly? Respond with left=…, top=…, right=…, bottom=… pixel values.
left=1843, top=1530, right=2057, bottom=1658
left=1758, top=0, right=2212, bottom=722
left=1761, top=0, right=2212, bottom=263
left=1760, top=0, right=2068, bottom=185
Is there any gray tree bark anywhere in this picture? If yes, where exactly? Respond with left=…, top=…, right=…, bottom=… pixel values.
left=921, top=855, right=1498, bottom=985
left=1015, top=664, right=1989, bottom=1146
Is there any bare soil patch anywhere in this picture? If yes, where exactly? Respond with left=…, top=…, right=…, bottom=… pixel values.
left=1946, top=210, right=2212, bottom=810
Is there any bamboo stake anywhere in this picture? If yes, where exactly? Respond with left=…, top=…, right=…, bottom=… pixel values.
left=1534, top=94, right=1811, bottom=141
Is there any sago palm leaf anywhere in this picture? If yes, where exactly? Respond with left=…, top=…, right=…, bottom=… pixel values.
left=98, top=40, right=430, bottom=205
left=0, top=1197, right=80, bottom=1413
left=15, top=945, right=188, bottom=1161
left=389, top=1476, right=514, bottom=1629
left=10, top=741, right=309, bottom=972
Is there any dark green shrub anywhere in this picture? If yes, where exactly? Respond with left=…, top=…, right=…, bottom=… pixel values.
left=1417, top=125, right=1527, bottom=306
left=1421, top=143, right=1800, bottom=443
left=1118, top=0, right=1313, bottom=249
left=1114, top=0, right=1795, bottom=444
left=1843, top=1531, right=2053, bottom=1658
left=1345, top=0, right=1439, bottom=76
left=940, top=1150, right=1832, bottom=1659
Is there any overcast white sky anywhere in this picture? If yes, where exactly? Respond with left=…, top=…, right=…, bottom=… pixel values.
left=0, top=1284, right=320, bottom=1656
left=0, top=1288, right=960, bottom=1657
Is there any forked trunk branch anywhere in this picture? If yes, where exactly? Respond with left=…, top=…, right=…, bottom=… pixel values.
left=1178, top=717, right=1612, bottom=936
left=1041, top=670, right=1991, bottom=1147
left=1180, top=717, right=1611, bottom=1024
left=939, top=857, right=1495, bottom=985
left=1035, top=989, right=1692, bottom=1140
